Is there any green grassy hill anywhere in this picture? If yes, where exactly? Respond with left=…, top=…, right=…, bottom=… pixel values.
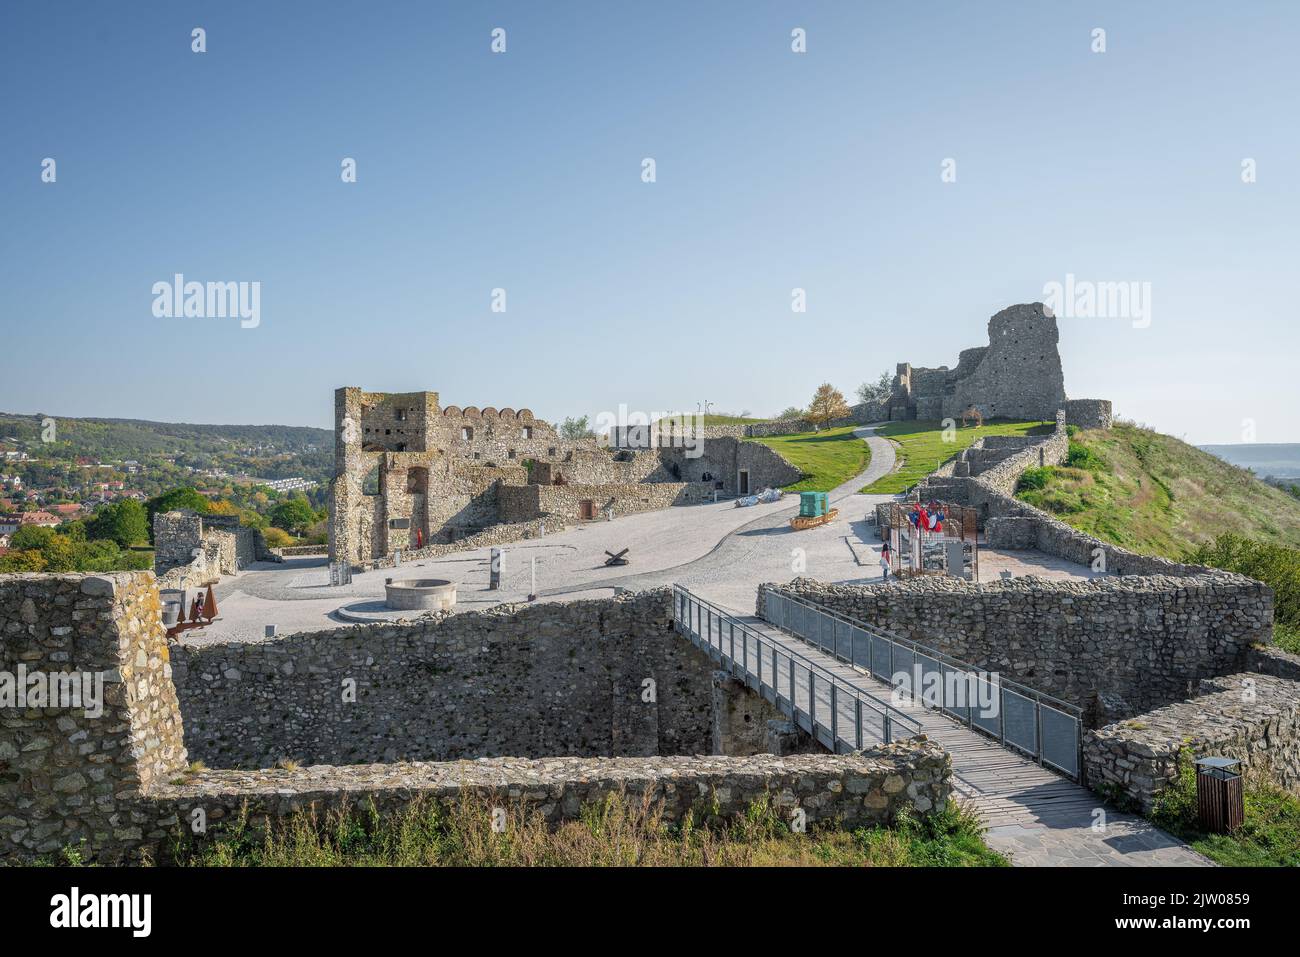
left=863, top=419, right=1053, bottom=494
left=749, top=426, right=870, bottom=492
left=1016, top=423, right=1300, bottom=557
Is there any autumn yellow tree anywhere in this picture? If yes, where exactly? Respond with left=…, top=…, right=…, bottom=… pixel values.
left=806, top=383, right=850, bottom=427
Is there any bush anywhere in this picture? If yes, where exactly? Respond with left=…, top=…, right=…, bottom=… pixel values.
left=86, top=499, right=148, bottom=548
left=1064, top=441, right=1103, bottom=471
left=1016, top=466, right=1052, bottom=492
left=261, top=526, right=295, bottom=548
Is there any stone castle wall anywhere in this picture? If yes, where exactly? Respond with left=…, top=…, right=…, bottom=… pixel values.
left=757, top=574, right=1272, bottom=726
left=886, top=303, right=1110, bottom=427
left=1065, top=399, right=1113, bottom=430
left=2, top=571, right=951, bottom=862
left=330, top=388, right=804, bottom=565
left=498, top=480, right=714, bottom=523
left=146, top=743, right=951, bottom=863
left=153, top=511, right=275, bottom=589
left=889, top=303, right=1066, bottom=422
left=330, top=387, right=602, bottom=565
left=657, top=437, right=804, bottom=495
left=1083, top=672, right=1300, bottom=809
left=169, top=589, right=718, bottom=769
left=0, top=573, right=188, bottom=860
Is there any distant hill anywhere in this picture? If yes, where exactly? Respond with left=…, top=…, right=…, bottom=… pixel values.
left=1199, top=442, right=1300, bottom=480
left=0, top=412, right=333, bottom=483
left=1018, top=425, right=1300, bottom=558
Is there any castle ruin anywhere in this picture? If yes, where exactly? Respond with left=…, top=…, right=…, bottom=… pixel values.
left=328, top=387, right=801, bottom=565
left=885, top=303, right=1111, bottom=429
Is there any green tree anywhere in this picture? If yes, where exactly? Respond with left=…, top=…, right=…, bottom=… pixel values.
left=9, top=524, right=55, bottom=551
left=40, top=535, right=80, bottom=572
left=0, top=549, right=45, bottom=573
left=145, top=486, right=210, bottom=538
left=855, top=371, right=893, bottom=407
left=775, top=406, right=805, bottom=420
left=87, top=499, right=148, bottom=548
left=269, top=497, right=316, bottom=535
left=559, top=415, right=594, bottom=440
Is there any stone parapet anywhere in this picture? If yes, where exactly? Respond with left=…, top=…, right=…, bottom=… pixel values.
left=758, top=572, right=1272, bottom=725
left=1083, top=672, right=1300, bottom=809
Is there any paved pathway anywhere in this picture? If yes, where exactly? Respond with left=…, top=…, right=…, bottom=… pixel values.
left=194, top=425, right=1101, bottom=643
left=690, top=598, right=1212, bottom=867
left=194, top=426, right=900, bottom=642
left=537, top=425, right=898, bottom=603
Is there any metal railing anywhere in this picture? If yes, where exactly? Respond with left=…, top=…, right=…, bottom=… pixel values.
left=761, top=590, right=1082, bottom=780
left=672, top=586, right=922, bottom=752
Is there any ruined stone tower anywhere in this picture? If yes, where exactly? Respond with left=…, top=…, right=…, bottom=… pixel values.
left=888, top=303, right=1068, bottom=422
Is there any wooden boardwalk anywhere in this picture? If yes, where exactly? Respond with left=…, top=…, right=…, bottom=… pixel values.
left=728, top=613, right=1089, bottom=826
left=679, top=597, right=1211, bottom=865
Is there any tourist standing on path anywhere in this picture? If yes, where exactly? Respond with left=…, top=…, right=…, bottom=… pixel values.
left=880, top=540, right=892, bottom=580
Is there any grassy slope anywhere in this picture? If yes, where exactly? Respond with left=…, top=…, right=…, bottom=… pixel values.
left=1152, top=754, right=1300, bottom=867
left=749, top=426, right=871, bottom=492
left=1024, top=426, right=1300, bottom=867
left=862, top=420, right=1054, bottom=494
left=1017, top=424, right=1300, bottom=556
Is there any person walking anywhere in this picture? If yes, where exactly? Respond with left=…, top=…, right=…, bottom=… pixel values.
left=880, top=539, right=892, bottom=581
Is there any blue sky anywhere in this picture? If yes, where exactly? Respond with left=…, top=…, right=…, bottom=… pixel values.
left=1, top=1, right=1296, bottom=443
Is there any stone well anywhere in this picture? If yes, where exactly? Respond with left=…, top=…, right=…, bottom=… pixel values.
left=384, top=578, right=457, bottom=612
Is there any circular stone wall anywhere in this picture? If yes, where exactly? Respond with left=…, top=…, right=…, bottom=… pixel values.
left=384, top=579, right=457, bottom=612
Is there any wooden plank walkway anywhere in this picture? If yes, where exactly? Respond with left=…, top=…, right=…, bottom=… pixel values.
left=729, top=613, right=1085, bottom=826
left=679, top=596, right=1212, bottom=865
left=712, top=613, right=1206, bottom=868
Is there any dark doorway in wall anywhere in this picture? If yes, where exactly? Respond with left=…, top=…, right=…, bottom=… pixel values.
left=579, top=499, right=596, bottom=520
left=738, top=470, right=750, bottom=495
left=406, top=466, right=430, bottom=548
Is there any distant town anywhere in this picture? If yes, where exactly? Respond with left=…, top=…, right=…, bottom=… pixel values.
left=0, top=412, right=330, bottom=566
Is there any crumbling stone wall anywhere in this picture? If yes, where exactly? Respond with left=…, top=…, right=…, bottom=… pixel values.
left=1, top=571, right=953, bottom=862
left=330, top=388, right=600, bottom=565
left=1246, top=644, right=1300, bottom=682
left=330, top=388, right=805, bottom=565
left=0, top=573, right=188, bottom=860
left=886, top=303, right=1109, bottom=426
left=169, top=589, right=720, bottom=768
left=758, top=574, right=1273, bottom=726
left=145, top=743, right=950, bottom=863
left=655, top=437, right=803, bottom=495
left=153, top=510, right=275, bottom=589
left=357, top=518, right=564, bottom=571
left=1065, top=399, right=1113, bottom=430
left=710, top=671, right=788, bottom=755
left=1083, top=672, right=1300, bottom=809
left=498, top=481, right=714, bottom=523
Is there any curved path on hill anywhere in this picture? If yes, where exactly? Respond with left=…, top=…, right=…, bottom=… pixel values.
left=536, top=425, right=897, bottom=605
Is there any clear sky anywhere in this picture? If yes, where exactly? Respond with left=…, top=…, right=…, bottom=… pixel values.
left=1, top=1, right=1296, bottom=444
